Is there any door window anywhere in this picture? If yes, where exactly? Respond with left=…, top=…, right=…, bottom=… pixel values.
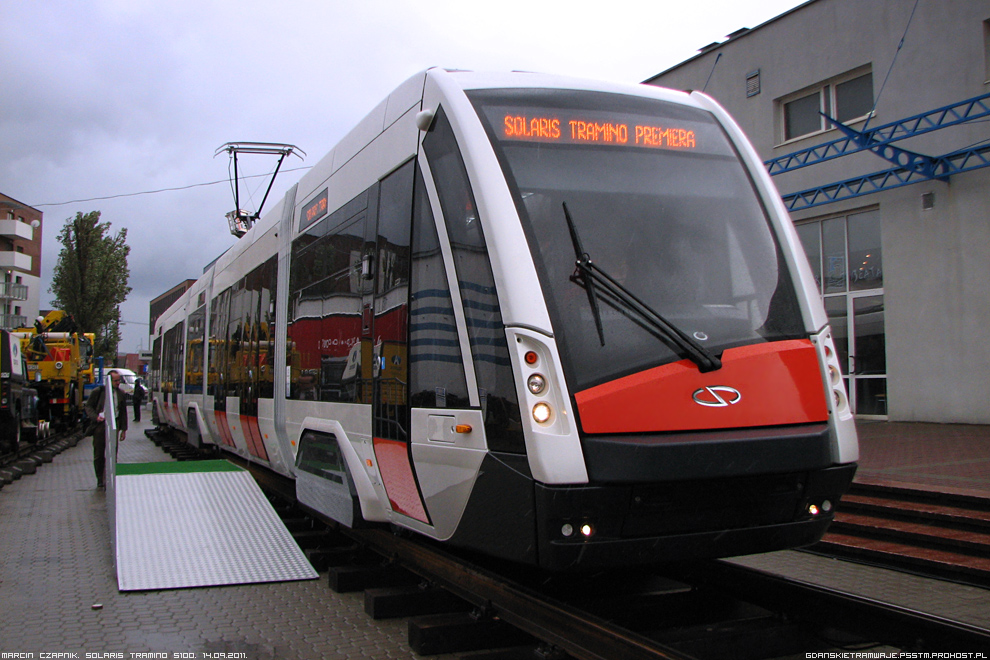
left=422, top=107, right=524, bottom=453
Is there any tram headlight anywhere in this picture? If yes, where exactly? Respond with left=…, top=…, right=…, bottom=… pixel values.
left=560, top=522, right=595, bottom=539
left=527, top=374, right=547, bottom=395
left=532, top=402, right=552, bottom=424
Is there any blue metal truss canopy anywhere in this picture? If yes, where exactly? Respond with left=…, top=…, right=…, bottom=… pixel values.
left=781, top=142, right=990, bottom=212
left=765, top=92, right=990, bottom=175
left=767, top=92, right=990, bottom=211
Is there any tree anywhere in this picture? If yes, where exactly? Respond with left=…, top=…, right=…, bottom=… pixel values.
left=50, top=211, right=131, bottom=361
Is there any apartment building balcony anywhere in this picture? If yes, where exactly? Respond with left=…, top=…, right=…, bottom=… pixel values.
left=0, top=251, right=32, bottom=273
left=0, top=281, right=29, bottom=301
left=0, top=313, right=28, bottom=330
left=0, top=219, right=35, bottom=240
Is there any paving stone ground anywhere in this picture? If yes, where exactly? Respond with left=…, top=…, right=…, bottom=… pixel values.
left=3, top=416, right=988, bottom=658
left=0, top=416, right=457, bottom=660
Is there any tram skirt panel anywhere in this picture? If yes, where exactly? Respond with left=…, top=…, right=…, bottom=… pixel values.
left=112, top=460, right=318, bottom=591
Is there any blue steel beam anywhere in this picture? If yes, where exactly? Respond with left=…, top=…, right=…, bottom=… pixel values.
left=765, top=92, right=990, bottom=175
left=780, top=143, right=990, bottom=212
left=825, top=116, right=945, bottom=181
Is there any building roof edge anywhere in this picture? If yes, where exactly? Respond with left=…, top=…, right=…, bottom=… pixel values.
left=642, top=0, right=820, bottom=85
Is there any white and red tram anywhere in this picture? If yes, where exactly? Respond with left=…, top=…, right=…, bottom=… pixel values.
left=151, top=68, right=858, bottom=570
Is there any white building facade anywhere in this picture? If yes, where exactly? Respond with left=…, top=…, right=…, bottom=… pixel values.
left=0, top=193, right=42, bottom=330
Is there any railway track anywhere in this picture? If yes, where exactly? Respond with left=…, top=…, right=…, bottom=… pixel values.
left=316, top=525, right=990, bottom=659
left=808, top=482, right=990, bottom=588
left=134, top=428, right=990, bottom=657
left=0, top=425, right=84, bottom=488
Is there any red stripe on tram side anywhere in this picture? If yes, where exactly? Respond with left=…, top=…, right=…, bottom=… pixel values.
left=241, top=414, right=269, bottom=461
left=215, top=410, right=235, bottom=447
left=574, top=339, right=829, bottom=435
left=372, top=437, right=430, bottom=524
left=250, top=417, right=269, bottom=461
left=222, top=411, right=238, bottom=448
left=238, top=412, right=258, bottom=457
left=213, top=411, right=227, bottom=445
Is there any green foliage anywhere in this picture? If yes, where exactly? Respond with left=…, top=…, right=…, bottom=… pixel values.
left=49, top=211, right=131, bottom=360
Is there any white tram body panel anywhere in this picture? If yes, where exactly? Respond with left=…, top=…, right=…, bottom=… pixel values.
left=152, top=68, right=858, bottom=570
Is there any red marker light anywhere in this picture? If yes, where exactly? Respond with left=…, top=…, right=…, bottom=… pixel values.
left=524, top=351, right=539, bottom=365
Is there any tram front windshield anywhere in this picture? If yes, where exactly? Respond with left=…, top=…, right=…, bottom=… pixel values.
left=469, top=89, right=805, bottom=392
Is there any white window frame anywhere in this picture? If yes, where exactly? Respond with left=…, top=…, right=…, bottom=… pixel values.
left=777, top=67, right=874, bottom=146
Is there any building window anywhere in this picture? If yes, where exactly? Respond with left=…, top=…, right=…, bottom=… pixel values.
left=780, top=69, right=874, bottom=142
left=984, top=19, right=990, bottom=83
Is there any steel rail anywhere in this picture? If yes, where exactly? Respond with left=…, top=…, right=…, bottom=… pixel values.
left=157, top=423, right=990, bottom=656
left=1, top=426, right=83, bottom=470
left=685, top=559, right=990, bottom=651
left=349, top=527, right=694, bottom=660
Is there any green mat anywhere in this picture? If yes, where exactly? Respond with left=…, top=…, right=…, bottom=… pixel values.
left=115, top=460, right=244, bottom=476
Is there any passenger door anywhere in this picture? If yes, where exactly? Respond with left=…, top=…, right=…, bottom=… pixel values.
left=370, top=159, right=431, bottom=524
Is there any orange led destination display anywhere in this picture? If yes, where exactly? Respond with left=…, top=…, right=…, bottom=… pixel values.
left=502, top=113, right=697, bottom=150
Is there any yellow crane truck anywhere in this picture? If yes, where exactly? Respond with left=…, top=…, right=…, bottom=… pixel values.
left=13, top=311, right=95, bottom=430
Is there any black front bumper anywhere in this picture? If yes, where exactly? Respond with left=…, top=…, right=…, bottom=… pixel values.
left=534, top=463, right=857, bottom=571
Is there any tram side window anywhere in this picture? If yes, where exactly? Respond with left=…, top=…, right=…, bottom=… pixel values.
left=162, top=325, right=172, bottom=394
left=185, top=305, right=205, bottom=394
left=373, top=160, right=414, bottom=441
left=288, top=225, right=322, bottom=401
left=227, top=278, right=248, bottom=399
left=422, top=107, right=524, bottom=454
left=288, top=192, right=368, bottom=402
left=225, top=256, right=278, bottom=408
left=209, top=288, right=232, bottom=409
left=320, top=219, right=366, bottom=404
left=162, top=322, right=184, bottom=399
left=151, top=336, right=162, bottom=392
left=258, top=256, right=277, bottom=399
left=408, top=165, right=470, bottom=410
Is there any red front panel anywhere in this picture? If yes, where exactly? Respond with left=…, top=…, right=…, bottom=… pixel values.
left=574, top=339, right=828, bottom=434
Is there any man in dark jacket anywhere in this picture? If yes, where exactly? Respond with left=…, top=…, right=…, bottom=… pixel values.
left=85, top=371, right=128, bottom=489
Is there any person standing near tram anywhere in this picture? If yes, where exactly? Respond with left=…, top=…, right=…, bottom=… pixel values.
left=85, top=370, right=128, bottom=489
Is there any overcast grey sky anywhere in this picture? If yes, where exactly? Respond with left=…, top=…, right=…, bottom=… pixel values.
left=1, top=0, right=805, bottom=353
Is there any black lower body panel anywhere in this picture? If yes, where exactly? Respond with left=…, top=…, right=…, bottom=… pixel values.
left=445, top=452, right=538, bottom=565
left=445, top=433, right=856, bottom=571
left=534, top=463, right=857, bottom=571
left=581, top=423, right=836, bottom=482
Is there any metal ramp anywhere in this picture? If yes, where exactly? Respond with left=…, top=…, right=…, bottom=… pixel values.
left=112, top=460, right=318, bottom=591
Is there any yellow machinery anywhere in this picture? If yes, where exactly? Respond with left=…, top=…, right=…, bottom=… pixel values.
left=13, top=311, right=96, bottom=428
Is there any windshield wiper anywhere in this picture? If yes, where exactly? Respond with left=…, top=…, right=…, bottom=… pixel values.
left=562, top=202, right=722, bottom=373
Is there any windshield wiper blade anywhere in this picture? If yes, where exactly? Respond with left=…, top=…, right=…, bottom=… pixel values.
left=561, top=202, right=722, bottom=373
left=563, top=202, right=606, bottom=347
